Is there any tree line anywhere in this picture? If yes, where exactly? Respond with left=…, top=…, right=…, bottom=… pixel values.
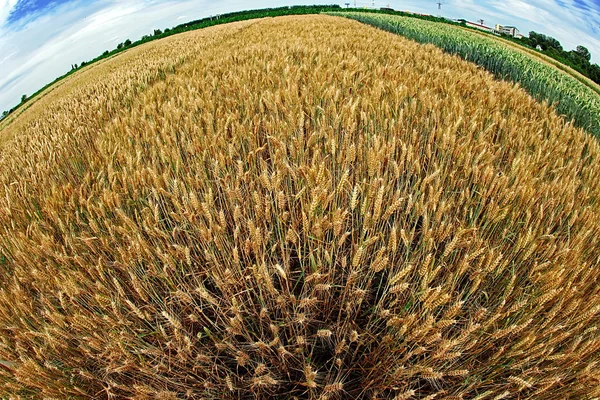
left=521, top=31, right=600, bottom=83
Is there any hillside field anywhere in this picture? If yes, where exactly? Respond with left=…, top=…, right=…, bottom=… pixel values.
left=1, top=15, right=600, bottom=399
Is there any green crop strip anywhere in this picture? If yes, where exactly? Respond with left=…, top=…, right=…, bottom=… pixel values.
left=331, top=12, right=600, bottom=138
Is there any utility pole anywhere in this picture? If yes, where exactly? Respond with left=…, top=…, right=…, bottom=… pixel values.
left=437, top=1, right=443, bottom=17
left=478, top=19, right=485, bottom=26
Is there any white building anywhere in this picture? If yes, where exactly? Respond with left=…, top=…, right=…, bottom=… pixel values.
left=495, top=24, right=521, bottom=38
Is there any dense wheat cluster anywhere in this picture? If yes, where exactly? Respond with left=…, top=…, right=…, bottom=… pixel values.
left=1, top=15, right=600, bottom=399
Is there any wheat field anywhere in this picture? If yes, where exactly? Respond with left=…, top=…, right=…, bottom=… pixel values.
left=332, top=12, right=600, bottom=138
left=0, top=15, right=599, bottom=399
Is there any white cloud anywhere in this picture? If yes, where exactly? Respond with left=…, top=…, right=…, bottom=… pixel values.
left=0, top=0, right=19, bottom=26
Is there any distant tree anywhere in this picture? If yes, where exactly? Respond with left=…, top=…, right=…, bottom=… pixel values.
left=154, top=29, right=163, bottom=36
left=74, top=63, right=78, bottom=69
left=575, top=45, right=591, bottom=62
left=1, top=111, right=8, bottom=119
left=529, top=31, right=563, bottom=52
left=20, top=94, right=27, bottom=103
left=547, top=38, right=562, bottom=51
left=80, top=61, right=87, bottom=67
left=102, top=50, right=109, bottom=56
left=124, top=39, right=132, bottom=46
left=141, top=35, right=151, bottom=41
left=164, top=28, right=171, bottom=33
left=117, top=42, right=123, bottom=49
left=528, top=32, right=540, bottom=46
left=590, top=64, right=600, bottom=82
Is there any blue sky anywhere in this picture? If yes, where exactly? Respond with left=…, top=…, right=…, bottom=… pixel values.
left=0, top=0, right=599, bottom=113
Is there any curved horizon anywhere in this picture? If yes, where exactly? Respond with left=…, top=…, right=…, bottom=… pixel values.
left=0, top=0, right=599, bottom=113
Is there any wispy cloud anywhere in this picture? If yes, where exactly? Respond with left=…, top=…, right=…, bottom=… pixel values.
left=0, top=0, right=599, bottom=113
left=6, top=0, right=73, bottom=27
left=0, top=0, right=19, bottom=26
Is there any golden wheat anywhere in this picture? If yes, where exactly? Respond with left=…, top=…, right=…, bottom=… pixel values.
left=0, top=14, right=599, bottom=399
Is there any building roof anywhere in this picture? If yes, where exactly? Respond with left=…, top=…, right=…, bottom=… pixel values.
left=466, top=21, right=493, bottom=29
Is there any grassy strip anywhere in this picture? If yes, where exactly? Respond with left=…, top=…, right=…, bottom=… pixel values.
left=332, top=12, right=600, bottom=138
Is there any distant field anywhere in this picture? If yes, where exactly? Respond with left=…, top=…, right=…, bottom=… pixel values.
left=0, top=55, right=121, bottom=145
left=1, top=15, right=599, bottom=399
left=333, top=12, right=600, bottom=138
left=0, top=5, right=344, bottom=124
left=456, top=25, right=600, bottom=95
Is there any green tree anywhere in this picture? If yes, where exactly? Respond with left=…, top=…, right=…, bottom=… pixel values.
left=102, top=50, right=109, bottom=56
left=20, top=94, right=27, bottom=103
left=1, top=110, right=8, bottom=119
left=590, top=64, right=600, bottom=82
left=575, top=45, right=591, bottom=62
left=154, top=29, right=163, bottom=36
left=529, top=31, right=563, bottom=52
left=124, top=39, right=132, bottom=46
left=117, top=42, right=123, bottom=50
